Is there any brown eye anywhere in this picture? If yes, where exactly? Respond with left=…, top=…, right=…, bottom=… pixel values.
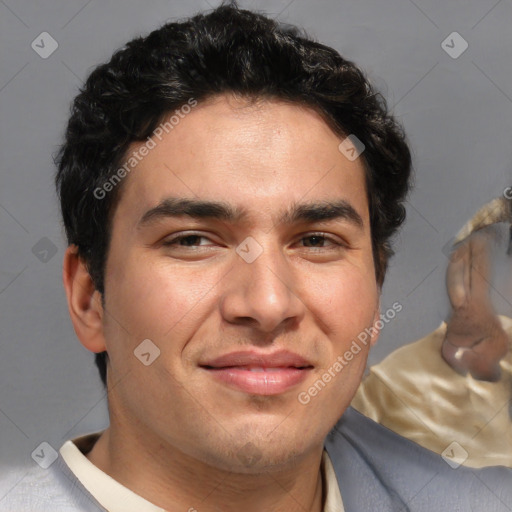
left=176, top=235, right=204, bottom=246
left=162, top=234, right=213, bottom=247
left=302, top=235, right=328, bottom=247
left=300, top=234, right=341, bottom=248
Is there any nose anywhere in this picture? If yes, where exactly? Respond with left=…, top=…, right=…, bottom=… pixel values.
left=219, top=242, right=305, bottom=334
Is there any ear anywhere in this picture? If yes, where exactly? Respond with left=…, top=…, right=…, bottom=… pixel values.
left=62, top=245, right=106, bottom=353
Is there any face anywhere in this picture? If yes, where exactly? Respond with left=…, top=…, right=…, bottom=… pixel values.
left=98, top=94, right=380, bottom=472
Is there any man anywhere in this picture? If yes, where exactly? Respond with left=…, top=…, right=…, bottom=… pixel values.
left=1, top=3, right=510, bottom=511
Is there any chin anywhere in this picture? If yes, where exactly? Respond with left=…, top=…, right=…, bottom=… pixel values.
left=219, top=441, right=312, bottom=475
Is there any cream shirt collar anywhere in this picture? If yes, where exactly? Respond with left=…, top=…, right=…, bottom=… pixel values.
left=59, top=433, right=344, bottom=512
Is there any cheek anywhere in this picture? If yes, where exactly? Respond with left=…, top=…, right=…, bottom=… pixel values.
left=303, top=264, right=378, bottom=336
left=104, top=256, right=223, bottom=346
left=101, top=260, right=221, bottom=401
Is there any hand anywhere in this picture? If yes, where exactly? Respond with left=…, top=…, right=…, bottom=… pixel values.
left=442, top=231, right=509, bottom=381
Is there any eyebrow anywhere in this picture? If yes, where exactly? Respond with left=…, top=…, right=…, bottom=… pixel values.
left=137, top=197, right=364, bottom=229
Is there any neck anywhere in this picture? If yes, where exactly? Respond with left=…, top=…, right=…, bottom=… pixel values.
left=86, top=423, right=325, bottom=512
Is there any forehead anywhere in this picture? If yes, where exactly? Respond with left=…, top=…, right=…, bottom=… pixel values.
left=114, top=95, right=369, bottom=227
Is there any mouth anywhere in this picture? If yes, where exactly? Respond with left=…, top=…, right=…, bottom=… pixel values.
left=199, top=351, right=314, bottom=396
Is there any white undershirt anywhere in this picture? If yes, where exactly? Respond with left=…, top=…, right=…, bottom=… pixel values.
left=59, top=434, right=344, bottom=512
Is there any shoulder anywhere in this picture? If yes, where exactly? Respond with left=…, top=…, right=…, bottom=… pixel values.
left=0, top=456, right=104, bottom=512
left=325, top=407, right=512, bottom=511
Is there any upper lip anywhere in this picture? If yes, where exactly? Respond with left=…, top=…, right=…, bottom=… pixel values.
left=200, top=350, right=313, bottom=369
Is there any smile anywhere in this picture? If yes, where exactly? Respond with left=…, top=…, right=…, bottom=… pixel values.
left=199, top=349, right=314, bottom=395
left=202, top=366, right=312, bottom=395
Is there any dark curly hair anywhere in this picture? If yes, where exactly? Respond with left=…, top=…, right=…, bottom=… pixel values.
left=55, top=2, right=412, bottom=387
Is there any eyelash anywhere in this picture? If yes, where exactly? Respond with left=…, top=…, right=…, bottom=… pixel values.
left=162, top=234, right=215, bottom=248
left=161, top=232, right=345, bottom=249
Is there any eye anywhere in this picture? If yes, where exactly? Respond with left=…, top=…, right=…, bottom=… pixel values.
left=162, top=233, right=215, bottom=247
left=299, top=233, right=342, bottom=248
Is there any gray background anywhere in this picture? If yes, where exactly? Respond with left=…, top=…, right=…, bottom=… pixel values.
left=1, top=0, right=512, bottom=483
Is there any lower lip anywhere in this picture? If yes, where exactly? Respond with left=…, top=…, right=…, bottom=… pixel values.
left=203, top=367, right=311, bottom=395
